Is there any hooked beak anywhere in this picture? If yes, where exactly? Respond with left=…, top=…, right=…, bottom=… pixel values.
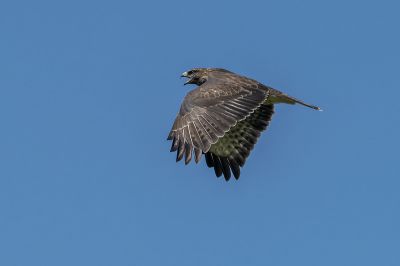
left=181, top=71, right=191, bottom=85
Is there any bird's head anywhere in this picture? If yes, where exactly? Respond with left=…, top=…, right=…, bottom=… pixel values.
left=181, top=68, right=209, bottom=86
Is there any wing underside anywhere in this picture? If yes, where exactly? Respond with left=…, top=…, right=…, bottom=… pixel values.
left=205, top=103, right=274, bottom=180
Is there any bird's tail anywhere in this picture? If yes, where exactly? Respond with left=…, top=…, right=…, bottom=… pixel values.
left=280, top=94, right=322, bottom=111
left=268, top=88, right=322, bottom=111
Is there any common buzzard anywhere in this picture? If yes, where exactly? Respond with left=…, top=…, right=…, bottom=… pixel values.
left=167, top=68, right=320, bottom=181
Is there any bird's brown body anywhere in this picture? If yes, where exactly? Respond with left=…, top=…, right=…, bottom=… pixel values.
left=168, top=68, right=320, bottom=181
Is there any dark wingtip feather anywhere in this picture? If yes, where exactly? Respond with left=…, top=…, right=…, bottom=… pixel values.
left=205, top=153, right=214, bottom=167
left=228, top=158, right=241, bottom=180
left=213, top=156, right=223, bottom=177
left=170, top=137, right=179, bottom=152
left=220, top=157, right=231, bottom=181
left=167, top=131, right=174, bottom=140
left=184, top=143, right=192, bottom=165
left=176, top=139, right=185, bottom=162
left=234, top=153, right=245, bottom=167
left=194, top=148, right=202, bottom=163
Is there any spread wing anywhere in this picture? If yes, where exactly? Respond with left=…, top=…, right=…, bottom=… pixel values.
left=204, top=103, right=274, bottom=180
left=167, top=77, right=270, bottom=165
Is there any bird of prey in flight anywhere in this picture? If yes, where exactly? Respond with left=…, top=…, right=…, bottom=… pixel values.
left=167, top=68, right=321, bottom=181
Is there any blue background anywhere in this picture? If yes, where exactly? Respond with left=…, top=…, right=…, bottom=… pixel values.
left=1, top=0, right=399, bottom=265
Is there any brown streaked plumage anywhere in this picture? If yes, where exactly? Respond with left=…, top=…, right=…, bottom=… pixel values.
left=167, top=68, right=321, bottom=181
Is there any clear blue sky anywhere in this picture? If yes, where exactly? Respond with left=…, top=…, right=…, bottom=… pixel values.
left=1, top=0, right=399, bottom=265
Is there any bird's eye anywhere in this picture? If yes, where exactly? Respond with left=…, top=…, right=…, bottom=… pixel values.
left=187, top=70, right=193, bottom=75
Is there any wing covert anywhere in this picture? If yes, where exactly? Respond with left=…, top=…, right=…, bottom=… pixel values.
left=168, top=81, right=269, bottom=164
